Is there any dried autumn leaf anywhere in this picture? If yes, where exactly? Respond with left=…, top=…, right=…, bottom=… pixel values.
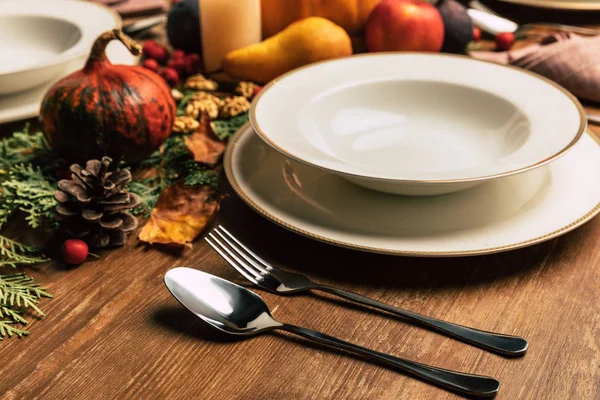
left=137, top=182, right=222, bottom=247
left=183, top=114, right=226, bottom=166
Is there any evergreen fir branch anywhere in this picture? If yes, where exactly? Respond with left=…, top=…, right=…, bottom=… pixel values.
left=176, top=90, right=199, bottom=116
left=0, top=207, right=10, bottom=229
left=0, top=321, right=29, bottom=340
left=0, top=124, right=62, bottom=173
left=0, top=164, right=58, bottom=229
left=211, top=113, right=249, bottom=140
left=162, top=135, right=219, bottom=188
left=128, top=179, right=165, bottom=217
left=0, top=273, right=52, bottom=317
left=183, top=164, right=218, bottom=187
left=0, top=306, right=27, bottom=324
left=137, top=149, right=162, bottom=170
left=0, top=236, right=49, bottom=268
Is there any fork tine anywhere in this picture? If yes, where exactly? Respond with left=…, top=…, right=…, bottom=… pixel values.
left=205, top=235, right=260, bottom=284
left=214, top=227, right=270, bottom=275
left=208, top=232, right=263, bottom=279
left=217, top=225, right=274, bottom=271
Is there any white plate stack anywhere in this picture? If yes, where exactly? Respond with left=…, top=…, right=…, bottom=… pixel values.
left=225, top=53, right=600, bottom=257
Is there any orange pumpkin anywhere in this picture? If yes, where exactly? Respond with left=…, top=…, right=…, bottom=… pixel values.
left=261, top=0, right=382, bottom=38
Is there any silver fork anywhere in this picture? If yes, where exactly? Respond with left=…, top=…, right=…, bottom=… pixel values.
left=205, top=225, right=528, bottom=357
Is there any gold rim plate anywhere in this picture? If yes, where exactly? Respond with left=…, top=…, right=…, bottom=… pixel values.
left=225, top=123, right=600, bottom=257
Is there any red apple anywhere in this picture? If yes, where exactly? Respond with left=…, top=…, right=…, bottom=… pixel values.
left=365, top=0, right=445, bottom=53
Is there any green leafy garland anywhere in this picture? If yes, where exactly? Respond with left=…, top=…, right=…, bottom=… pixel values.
left=0, top=96, right=248, bottom=340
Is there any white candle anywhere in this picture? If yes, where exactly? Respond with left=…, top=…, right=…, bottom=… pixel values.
left=199, top=0, right=261, bottom=73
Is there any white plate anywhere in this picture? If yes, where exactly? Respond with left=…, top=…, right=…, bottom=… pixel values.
left=0, top=8, right=138, bottom=124
left=225, top=124, right=600, bottom=257
left=495, top=0, right=600, bottom=10
left=251, top=53, right=586, bottom=196
left=0, top=0, right=122, bottom=95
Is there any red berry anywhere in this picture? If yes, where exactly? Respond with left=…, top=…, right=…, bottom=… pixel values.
left=171, top=49, right=186, bottom=60
left=167, top=57, right=187, bottom=76
left=61, top=239, right=89, bottom=265
left=184, top=53, right=203, bottom=75
left=495, top=32, right=515, bottom=51
left=142, top=58, right=159, bottom=72
left=142, top=40, right=168, bottom=64
left=252, top=86, right=263, bottom=98
left=472, top=26, right=481, bottom=42
left=160, top=67, right=180, bottom=87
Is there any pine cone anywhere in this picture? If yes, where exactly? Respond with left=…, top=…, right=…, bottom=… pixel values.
left=54, top=156, right=141, bottom=248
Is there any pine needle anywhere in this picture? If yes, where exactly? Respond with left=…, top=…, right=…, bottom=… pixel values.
left=128, top=179, right=166, bottom=217
left=175, top=90, right=199, bottom=116
left=0, top=273, right=51, bottom=340
left=0, top=321, right=29, bottom=339
left=0, top=236, right=49, bottom=268
left=211, top=113, right=249, bottom=140
left=0, top=124, right=61, bottom=173
left=0, top=164, right=58, bottom=229
left=0, top=306, right=27, bottom=324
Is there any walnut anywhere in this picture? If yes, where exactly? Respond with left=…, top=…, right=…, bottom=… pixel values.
left=189, top=91, right=223, bottom=107
left=171, top=88, right=184, bottom=102
left=184, top=74, right=218, bottom=91
left=235, top=81, right=260, bottom=99
left=186, top=99, right=220, bottom=120
left=173, top=116, right=200, bottom=133
left=219, top=96, right=250, bottom=119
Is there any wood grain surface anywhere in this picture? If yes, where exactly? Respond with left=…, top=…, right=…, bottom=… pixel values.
left=2, top=7, right=600, bottom=400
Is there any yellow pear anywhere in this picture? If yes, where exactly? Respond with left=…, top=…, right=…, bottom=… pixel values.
left=223, top=17, right=353, bottom=84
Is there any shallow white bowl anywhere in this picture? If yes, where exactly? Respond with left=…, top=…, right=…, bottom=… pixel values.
left=0, top=0, right=120, bottom=96
left=250, top=53, right=586, bottom=196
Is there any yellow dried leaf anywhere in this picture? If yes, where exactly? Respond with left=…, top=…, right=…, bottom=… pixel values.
left=183, top=115, right=226, bottom=166
left=138, top=182, right=222, bottom=247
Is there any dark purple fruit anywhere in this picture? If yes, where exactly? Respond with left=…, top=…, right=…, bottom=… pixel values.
left=437, top=0, right=473, bottom=54
left=167, top=0, right=202, bottom=54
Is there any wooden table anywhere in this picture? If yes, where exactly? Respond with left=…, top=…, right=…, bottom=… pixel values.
left=2, top=8, right=600, bottom=400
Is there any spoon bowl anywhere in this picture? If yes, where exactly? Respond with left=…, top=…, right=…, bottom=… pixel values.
left=164, top=267, right=280, bottom=335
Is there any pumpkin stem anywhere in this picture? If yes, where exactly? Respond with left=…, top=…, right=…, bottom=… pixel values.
left=86, top=29, right=141, bottom=67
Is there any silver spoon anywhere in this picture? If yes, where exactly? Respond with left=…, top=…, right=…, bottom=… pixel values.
left=164, top=267, right=500, bottom=398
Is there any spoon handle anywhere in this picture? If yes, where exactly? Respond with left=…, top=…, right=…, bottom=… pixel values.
left=316, top=285, right=527, bottom=357
left=279, top=323, right=499, bottom=398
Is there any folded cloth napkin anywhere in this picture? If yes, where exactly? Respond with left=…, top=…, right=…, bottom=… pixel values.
left=470, top=32, right=600, bottom=104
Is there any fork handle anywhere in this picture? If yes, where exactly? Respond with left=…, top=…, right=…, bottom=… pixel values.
left=315, top=285, right=527, bottom=357
left=279, top=323, right=500, bottom=398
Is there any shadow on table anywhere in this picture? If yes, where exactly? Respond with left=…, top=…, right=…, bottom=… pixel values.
left=152, top=305, right=492, bottom=399
left=211, top=191, right=588, bottom=292
left=153, top=305, right=245, bottom=343
left=274, top=332, right=495, bottom=400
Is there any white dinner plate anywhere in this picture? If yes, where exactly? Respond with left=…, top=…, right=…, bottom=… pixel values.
left=0, top=1, right=138, bottom=124
left=250, top=53, right=585, bottom=196
left=495, top=0, right=600, bottom=10
left=225, top=124, right=600, bottom=257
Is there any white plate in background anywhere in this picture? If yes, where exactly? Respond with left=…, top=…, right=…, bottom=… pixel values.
left=0, top=0, right=139, bottom=123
